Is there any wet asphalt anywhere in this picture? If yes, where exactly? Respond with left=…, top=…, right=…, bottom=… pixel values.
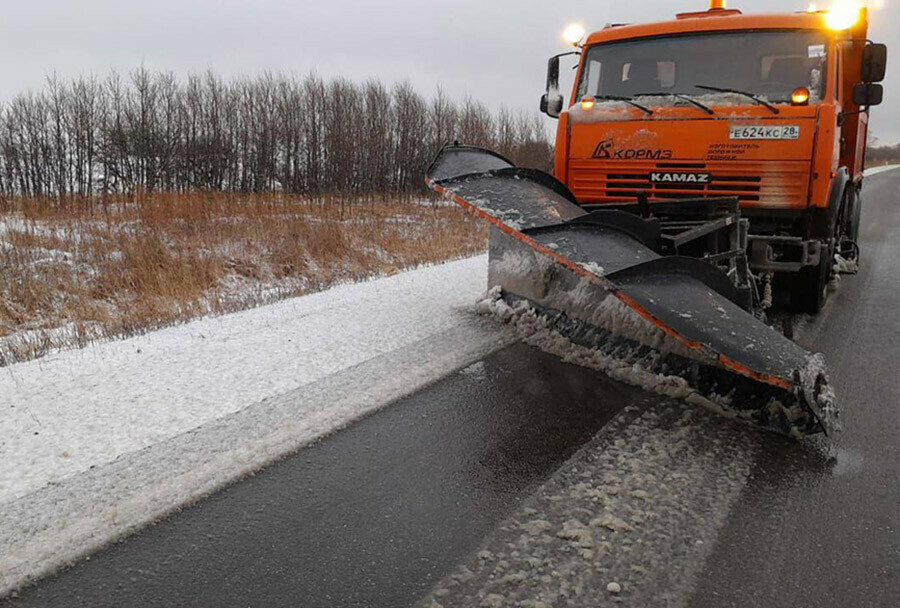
left=4, top=170, right=899, bottom=608
left=2, top=345, right=659, bottom=608
left=689, top=170, right=900, bottom=608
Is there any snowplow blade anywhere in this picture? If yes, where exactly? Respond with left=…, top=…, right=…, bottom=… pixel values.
left=426, top=144, right=838, bottom=436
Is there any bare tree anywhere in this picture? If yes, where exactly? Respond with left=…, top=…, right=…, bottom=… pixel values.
left=0, top=69, right=553, bottom=201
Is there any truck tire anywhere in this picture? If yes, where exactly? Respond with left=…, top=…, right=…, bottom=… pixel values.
left=794, top=255, right=830, bottom=314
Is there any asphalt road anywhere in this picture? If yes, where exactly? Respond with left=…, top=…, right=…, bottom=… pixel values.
left=4, top=169, right=898, bottom=607
left=1, top=346, right=661, bottom=608
left=688, top=169, right=900, bottom=608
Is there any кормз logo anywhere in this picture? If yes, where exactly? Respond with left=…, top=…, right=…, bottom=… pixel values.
left=593, top=139, right=613, bottom=159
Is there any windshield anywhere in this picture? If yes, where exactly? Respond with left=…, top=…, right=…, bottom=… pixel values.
left=577, top=30, right=829, bottom=104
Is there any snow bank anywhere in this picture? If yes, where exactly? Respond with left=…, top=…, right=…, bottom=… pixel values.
left=864, top=165, right=900, bottom=177
left=0, top=256, right=487, bottom=505
left=1, top=255, right=517, bottom=596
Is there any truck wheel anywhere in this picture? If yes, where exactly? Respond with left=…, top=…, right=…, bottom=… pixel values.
left=794, top=255, right=830, bottom=314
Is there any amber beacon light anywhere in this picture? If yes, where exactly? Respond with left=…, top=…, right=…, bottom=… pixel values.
left=709, top=0, right=727, bottom=9
left=792, top=87, right=811, bottom=105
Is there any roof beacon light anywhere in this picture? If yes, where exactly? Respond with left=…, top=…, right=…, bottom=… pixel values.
left=825, top=0, right=862, bottom=30
left=563, top=23, right=586, bottom=46
left=792, top=87, right=811, bottom=105
left=710, top=0, right=727, bottom=9
left=580, top=96, right=596, bottom=110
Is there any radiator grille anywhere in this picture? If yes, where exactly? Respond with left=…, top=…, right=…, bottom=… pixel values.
left=569, top=160, right=810, bottom=208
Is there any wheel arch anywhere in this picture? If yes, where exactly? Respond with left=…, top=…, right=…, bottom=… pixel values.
left=808, top=167, right=850, bottom=240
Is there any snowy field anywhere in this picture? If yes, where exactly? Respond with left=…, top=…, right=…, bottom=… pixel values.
left=0, top=194, right=484, bottom=366
left=0, top=255, right=515, bottom=595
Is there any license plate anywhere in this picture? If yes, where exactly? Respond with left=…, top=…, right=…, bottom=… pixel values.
left=729, top=125, right=800, bottom=140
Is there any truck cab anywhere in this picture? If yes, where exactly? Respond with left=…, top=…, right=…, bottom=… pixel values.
left=541, top=3, right=887, bottom=312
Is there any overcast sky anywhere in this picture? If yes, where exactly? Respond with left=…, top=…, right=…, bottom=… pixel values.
left=1, top=0, right=896, bottom=144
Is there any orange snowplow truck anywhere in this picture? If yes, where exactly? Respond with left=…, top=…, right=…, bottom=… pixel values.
left=541, top=2, right=887, bottom=312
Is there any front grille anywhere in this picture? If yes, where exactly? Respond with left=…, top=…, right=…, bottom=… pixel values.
left=569, top=160, right=810, bottom=208
left=605, top=172, right=762, bottom=201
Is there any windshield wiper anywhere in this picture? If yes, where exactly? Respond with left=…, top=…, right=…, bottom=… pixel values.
left=634, top=92, right=715, bottom=115
left=694, top=85, right=780, bottom=115
left=594, top=95, right=654, bottom=116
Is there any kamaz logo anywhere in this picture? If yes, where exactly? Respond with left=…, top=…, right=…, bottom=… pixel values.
left=649, top=172, right=711, bottom=184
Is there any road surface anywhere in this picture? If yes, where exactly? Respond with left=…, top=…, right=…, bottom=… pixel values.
left=688, top=169, right=900, bottom=608
left=3, top=169, right=898, bottom=607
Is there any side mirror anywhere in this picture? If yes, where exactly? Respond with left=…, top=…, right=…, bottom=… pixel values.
left=854, top=83, right=884, bottom=107
left=541, top=56, right=565, bottom=119
left=862, top=43, right=887, bottom=83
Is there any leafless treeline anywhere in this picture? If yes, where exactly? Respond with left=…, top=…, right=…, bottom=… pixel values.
left=867, top=144, right=900, bottom=165
left=0, top=69, right=552, bottom=200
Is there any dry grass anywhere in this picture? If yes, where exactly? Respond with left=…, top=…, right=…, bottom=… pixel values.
left=0, top=191, right=487, bottom=365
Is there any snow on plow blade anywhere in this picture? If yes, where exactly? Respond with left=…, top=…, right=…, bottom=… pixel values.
left=426, top=144, right=838, bottom=436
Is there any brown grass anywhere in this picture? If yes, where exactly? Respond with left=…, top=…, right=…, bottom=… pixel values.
left=0, top=191, right=487, bottom=365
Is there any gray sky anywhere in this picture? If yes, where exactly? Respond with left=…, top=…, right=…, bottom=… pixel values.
left=1, top=0, right=897, bottom=144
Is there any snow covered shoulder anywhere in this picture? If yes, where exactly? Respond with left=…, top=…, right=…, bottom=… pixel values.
left=0, top=255, right=513, bottom=597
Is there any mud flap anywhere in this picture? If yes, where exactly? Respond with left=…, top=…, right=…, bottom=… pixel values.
left=427, top=144, right=838, bottom=436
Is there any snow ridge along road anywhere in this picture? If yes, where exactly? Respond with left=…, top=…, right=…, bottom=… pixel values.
left=863, top=164, right=900, bottom=177
left=0, top=255, right=515, bottom=596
